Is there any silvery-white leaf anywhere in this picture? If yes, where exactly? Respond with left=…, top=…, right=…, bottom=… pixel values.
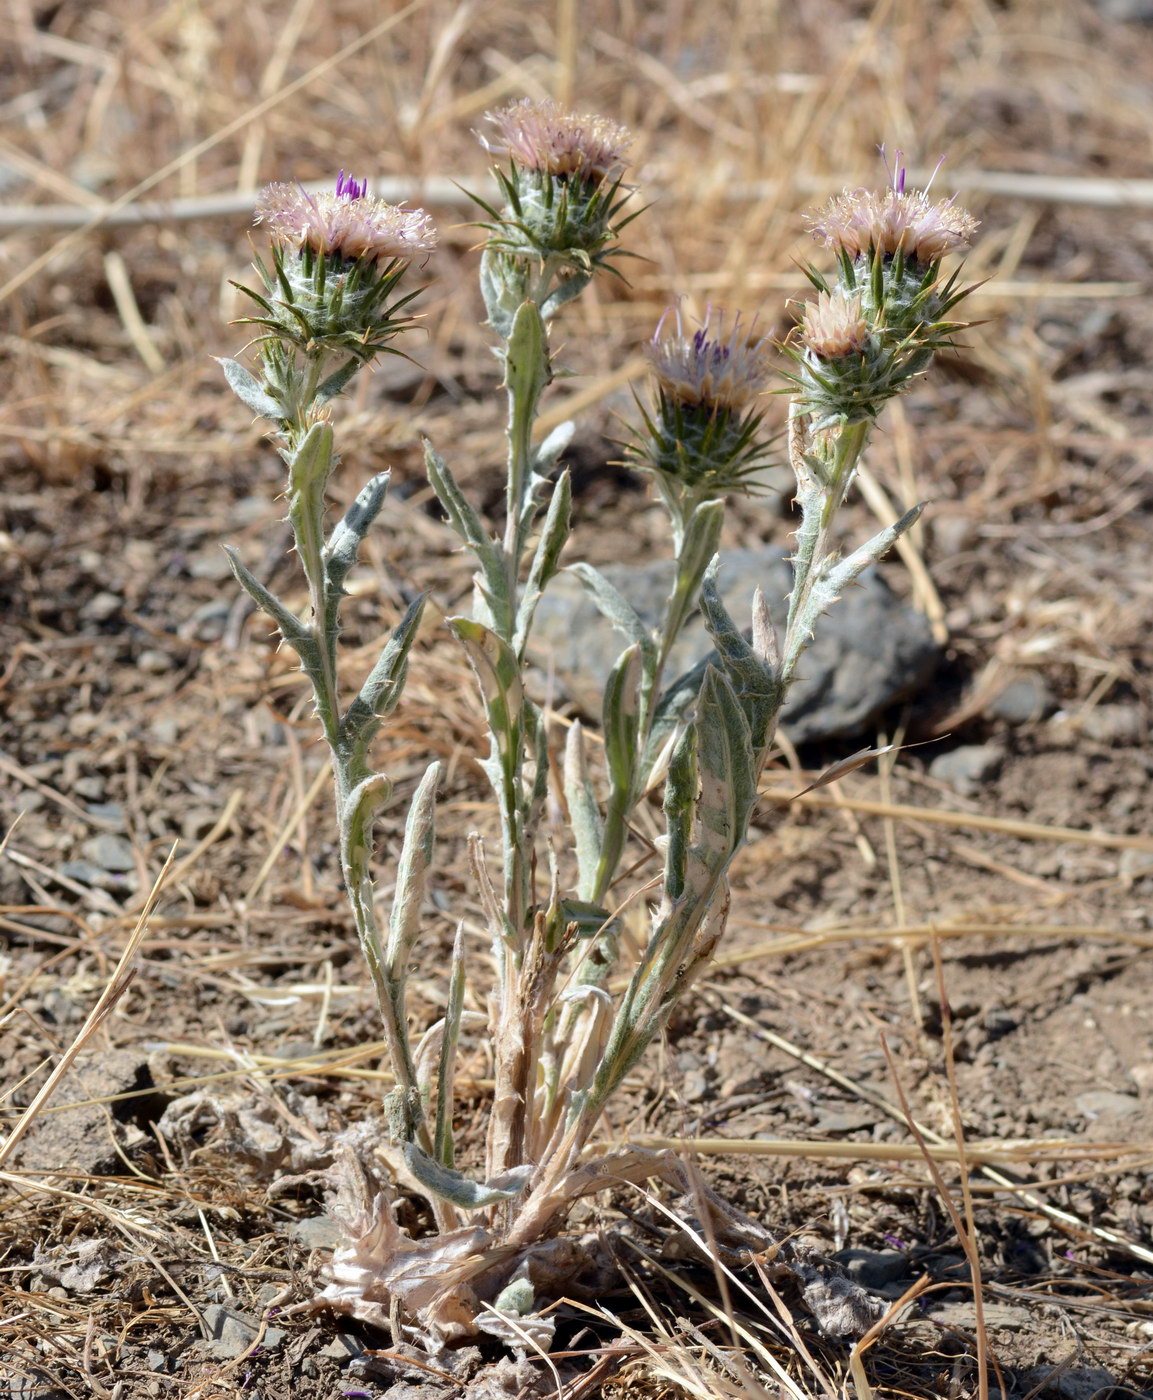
left=401, top=1141, right=531, bottom=1210
left=216, top=357, right=283, bottom=420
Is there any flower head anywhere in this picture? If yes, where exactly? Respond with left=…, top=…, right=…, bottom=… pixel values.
left=256, top=175, right=437, bottom=268
left=800, top=288, right=869, bottom=360
left=806, top=158, right=977, bottom=266
left=630, top=305, right=776, bottom=519
left=232, top=174, right=436, bottom=386
left=648, top=306, right=772, bottom=412
left=481, top=100, right=631, bottom=184
left=474, top=105, right=637, bottom=333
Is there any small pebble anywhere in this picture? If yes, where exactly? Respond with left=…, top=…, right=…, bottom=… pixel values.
left=1120, top=849, right=1153, bottom=882
left=928, top=742, right=1003, bottom=796
left=81, top=833, right=137, bottom=872
left=72, top=776, right=106, bottom=800
left=1075, top=1089, right=1141, bottom=1121
left=1081, top=705, right=1146, bottom=746
left=67, top=710, right=103, bottom=738
left=293, top=1216, right=344, bottom=1251
left=137, top=649, right=173, bottom=674
left=59, top=859, right=117, bottom=886
left=181, top=808, right=220, bottom=841
left=986, top=675, right=1055, bottom=724
left=83, top=591, right=122, bottom=622
left=318, top=1333, right=367, bottom=1361
left=189, top=550, right=234, bottom=581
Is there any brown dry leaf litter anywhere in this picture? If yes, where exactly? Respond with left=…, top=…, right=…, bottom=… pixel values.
left=3, top=1, right=1153, bottom=1396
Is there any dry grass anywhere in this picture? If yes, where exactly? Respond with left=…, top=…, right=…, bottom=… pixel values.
left=4, top=0, right=1153, bottom=1395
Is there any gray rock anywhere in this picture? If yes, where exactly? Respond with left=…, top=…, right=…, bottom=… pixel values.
left=59, top=859, right=119, bottom=887
left=10, top=1050, right=153, bottom=1173
left=812, top=1105, right=880, bottom=1134
left=1075, top=1090, right=1141, bottom=1122
left=292, top=1215, right=344, bottom=1251
left=986, top=675, right=1055, bottom=724
left=1021, top=1366, right=1119, bottom=1400
left=318, top=1332, right=368, bottom=1361
left=201, top=1305, right=285, bottom=1360
left=833, top=1248, right=909, bottom=1290
left=530, top=549, right=939, bottom=743
left=1088, top=0, right=1153, bottom=21
left=80, top=833, right=136, bottom=872
left=1081, top=705, right=1147, bottom=746
left=928, top=742, right=1003, bottom=796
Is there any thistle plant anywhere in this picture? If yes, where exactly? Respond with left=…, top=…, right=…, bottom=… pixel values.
left=219, top=129, right=979, bottom=1351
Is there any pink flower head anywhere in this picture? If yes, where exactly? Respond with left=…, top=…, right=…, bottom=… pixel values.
left=481, top=99, right=631, bottom=183
left=648, top=305, right=772, bottom=412
left=255, top=177, right=437, bottom=267
left=800, top=288, right=869, bottom=359
left=807, top=158, right=977, bottom=264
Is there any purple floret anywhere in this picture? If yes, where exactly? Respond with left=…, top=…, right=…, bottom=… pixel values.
left=335, top=170, right=368, bottom=201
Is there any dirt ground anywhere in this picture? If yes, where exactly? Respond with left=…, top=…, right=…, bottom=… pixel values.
left=4, top=2, right=1153, bottom=1397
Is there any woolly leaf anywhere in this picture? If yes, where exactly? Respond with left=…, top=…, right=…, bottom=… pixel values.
left=515, top=468, right=572, bottom=653
left=216, top=357, right=283, bottom=420
left=567, top=563, right=656, bottom=667
left=401, top=1141, right=531, bottom=1210
left=324, top=472, right=390, bottom=593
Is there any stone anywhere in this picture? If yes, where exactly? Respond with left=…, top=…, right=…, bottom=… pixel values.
left=986, top=675, right=1055, bottom=724
left=83, top=591, right=122, bottom=622
left=292, top=1215, right=344, bottom=1251
left=928, top=742, right=1003, bottom=796
left=1119, top=850, right=1153, bottom=882
left=80, top=833, right=136, bottom=872
left=530, top=549, right=939, bottom=744
left=833, top=1248, right=909, bottom=1290
left=1081, top=705, right=1147, bottom=746
left=1089, top=0, right=1153, bottom=21
left=200, top=1305, right=285, bottom=1360
left=318, top=1332, right=368, bottom=1361
left=1020, top=1366, right=1118, bottom=1400
left=812, top=1105, right=881, bottom=1134
left=10, top=1050, right=155, bottom=1174
left=1075, top=1090, right=1141, bottom=1121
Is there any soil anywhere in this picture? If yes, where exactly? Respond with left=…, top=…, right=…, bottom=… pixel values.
left=4, top=3, right=1153, bottom=1397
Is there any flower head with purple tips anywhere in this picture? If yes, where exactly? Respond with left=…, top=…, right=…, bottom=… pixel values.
left=648, top=305, right=772, bottom=414
left=806, top=158, right=977, bottom=266
left=256, top=178, right=436, bottom=269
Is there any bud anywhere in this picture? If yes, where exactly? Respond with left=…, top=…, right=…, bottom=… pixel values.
left=800, top=288, right=869, bottom=360
left=629, top=306, right=774, bottom=514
